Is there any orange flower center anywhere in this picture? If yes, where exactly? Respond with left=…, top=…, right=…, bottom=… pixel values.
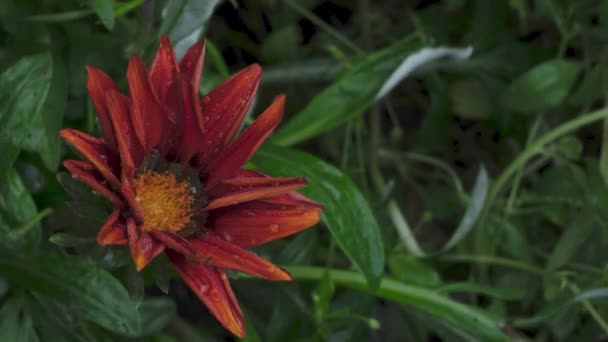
left=132, top=171, right=194, bottom=233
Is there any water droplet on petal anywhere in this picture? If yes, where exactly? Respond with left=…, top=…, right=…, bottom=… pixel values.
left=269, top=223, right=279, bottom=233
left=200, top=284, right=209, bottom=294
left=202, top=96, right=211, bottom=104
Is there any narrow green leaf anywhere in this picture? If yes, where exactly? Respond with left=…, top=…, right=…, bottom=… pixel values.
left=273, top=40, right=472, bottom=146
left=253, top=145, right=385, bottom=287
left=441, top=166, right=489, bottom=252
left=0, top=251, right=142, bottom=336
left=573, top=288, right=608, bottom=303
left=0, top=53, right=53, bottom=176
left=436, top=282, right=525, bottom=301
left=501, top=59, right=581, bottom=114
left=287, top=266, right=508, bottom=341
left=159, top=0, right=221, bottom=58
left=90, top=0, right=115, bottom=30
left=272, top=36, right=423, bottom=146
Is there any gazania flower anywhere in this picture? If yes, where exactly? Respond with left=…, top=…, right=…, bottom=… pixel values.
left=60, top=36, right=322, bottom=337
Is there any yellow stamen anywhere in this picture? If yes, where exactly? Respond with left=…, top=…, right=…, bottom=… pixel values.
left=132, top=171, right=194, bottom=233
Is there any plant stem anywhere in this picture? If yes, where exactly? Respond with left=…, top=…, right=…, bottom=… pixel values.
left=483, top=106, right=608, bottom=219
left=285, top=265, right=507, bottom=341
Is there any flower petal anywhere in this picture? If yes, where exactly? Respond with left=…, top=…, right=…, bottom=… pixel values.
left=179, top=40, right=206, bottom=94
left=127, top=218, right=165, bottom=271
left=175, top=74, right=204, bottom=164
left=63, top=160, right=123, bottom=208
left=121, top=177, right=144, bottom=223
left=149, top=231, right=196, bottom=256
left=59, top=129, right=120, bottom=189
left=196, top=64, right=261, bottom=168
left=85, top=65, right=119, bottom=148
left=204, top=95, right=285, bottom=190
left=97, top=209, right=128, bottom=246
left=127, top=56, right=165, bottom=152
left=167, top=250, right=245, bottom=338
left=105, top=89, right=145, bottom=178
left=150, top=35, right=179, bottom=105
left=203, top=176, right=308, bottom=211
left=210, top=200, right=321, bottom=248
left=190, top=233, right=291, bottom=281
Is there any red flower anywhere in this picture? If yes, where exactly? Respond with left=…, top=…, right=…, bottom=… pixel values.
left=60, top=36, right=322, bottom=337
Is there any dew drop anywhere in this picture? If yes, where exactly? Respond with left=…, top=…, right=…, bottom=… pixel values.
left=269, top=223, right=279, bottom=233
left=220, top=273, right=227, bottom=280
left=267, top=265, right=277, bottom=273
left=200, top=284, right=209, bottom=294
left=202, top=96, right=211, bottom=104
left=222, top=233, right=233, bottom=242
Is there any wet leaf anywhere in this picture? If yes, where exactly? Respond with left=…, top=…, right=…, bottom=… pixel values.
left=0, top=251, right=141, bottom=336
left=0, top=53, right=53, bottom=176
left=253, top=145, right=385, bottom=287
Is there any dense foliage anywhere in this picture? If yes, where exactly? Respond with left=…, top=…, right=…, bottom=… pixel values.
left=1, top=0, right=608, bottom=340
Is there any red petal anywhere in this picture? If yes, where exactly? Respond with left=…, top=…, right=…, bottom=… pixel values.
left=97, top=209, right=128, bottom=246
left=127, top=56, right=165, bottom=152
left=210, top=201, right=321, bottom=248
left=179, top=40, right=206, bottom=94
left=203, top=176, right=308, bottom=211
left=63, top=160, right=123, bottom=208
left=127, top=218, right=165, bottom=271
left=85, top=65, right=119, bottom=148
left=59, top=129, right=120, bottom=190
left=150, top=36, right=179, bottom=105
left=167, top=251, right=245, bottom=338
left=196, top=64, right=261, bottom=168
left=149, top=231, right=196, bottom=256
left=175, top=74, right=204, bottom=164
left=204, top=95, right=285, bottom=190
left=190, top=233, right=291, bottom=281
left=232, top=169, right=324, bottom=210
left=121, top=177, right=144, bottom=223
left=105, top=89, right=144, bottom=178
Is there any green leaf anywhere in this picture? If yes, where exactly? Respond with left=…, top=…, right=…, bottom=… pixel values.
left=271, top=36, right=423, bottom=146
left=288, top=266, right=508, bottom=341
left=21, top=55, right=67, bottom=171
left=0, top=53, right=53, bottom=177
left=253, top=145, right=385, bottom=287
left=545, top=210, right=594, bottom=272
left=441, top=166, right=489, bottom=252
left=0, top=293, right=39, bottom=342
left=272, top=41, right=474, bottom=145
left=0, top=168, right=40, bottom=250
left=90, top=0, right=115, bottom=30
left=159, top=0, right=221, bottom=58
left=501, top=59, right=581, bottom=114
left=0, top=251, right=142, bottom=336
left=573, top=288, right=608, bottom=302
left=436, top=282, right=525, bottom=301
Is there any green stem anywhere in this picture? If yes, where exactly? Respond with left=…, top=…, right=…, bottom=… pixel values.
left=283, top=0, right=364, bottom=55
left=285, top=265, right=507, bottom=341
left=10, top=208, right=52, bottom=240
left=484, top=107, right=608, bottom=217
